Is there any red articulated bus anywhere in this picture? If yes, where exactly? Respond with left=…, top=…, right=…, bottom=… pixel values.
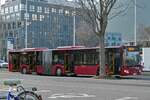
left=8, top=46, right=143, bottom=76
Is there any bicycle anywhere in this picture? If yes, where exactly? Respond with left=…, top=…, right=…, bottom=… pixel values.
left=3, top=79, right=42, bottom=100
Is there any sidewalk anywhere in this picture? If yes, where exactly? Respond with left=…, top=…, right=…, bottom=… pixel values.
left=93, top=77, right=150, bottom=87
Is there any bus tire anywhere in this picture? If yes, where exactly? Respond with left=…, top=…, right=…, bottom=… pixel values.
left=56, top=68, right=62, bottom=76
left=22, top=68, right=27, bottom=74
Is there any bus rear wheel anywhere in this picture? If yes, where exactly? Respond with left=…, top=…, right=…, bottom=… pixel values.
left=56, top=68, right=62, bottom=76
left=22, top=68, right=27, bottom=74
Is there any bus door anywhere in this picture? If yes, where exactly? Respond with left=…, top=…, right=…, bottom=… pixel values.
left=114, top=50, right=122, bottom=75
left=42, top=50, right=52, bottom=75
left=9, top=52, right=20, bottom=71
left=28, top=52, right=36, bottom=71
left=20, top=51, right=40, bottom=73
left=20, top=52, right=31, bottom=72
left=35, top=51, right=44, bottom=74
left=64, top=53, right=74, bottom=73
left=106, top=48, right=122, bottom=75
left=106, top=49, right=115, bottom=74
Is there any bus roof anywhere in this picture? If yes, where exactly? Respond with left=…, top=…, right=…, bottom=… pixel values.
left=9, top=45, right=138, bottom=52
left=54, top=46, right=124, bottom=51
left=9, top=48, right=49, bottom=52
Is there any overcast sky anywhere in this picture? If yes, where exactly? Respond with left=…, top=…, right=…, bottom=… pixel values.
left=107, top=0, right=150, bottom=41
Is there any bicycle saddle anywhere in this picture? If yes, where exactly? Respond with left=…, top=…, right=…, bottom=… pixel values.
left=3, top=79, right=21, bottom=86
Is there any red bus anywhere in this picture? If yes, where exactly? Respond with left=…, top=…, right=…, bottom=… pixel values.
left=8, top=46, right=143, bottom=76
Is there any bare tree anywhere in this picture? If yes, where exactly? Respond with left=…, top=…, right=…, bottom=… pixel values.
left=77, top=0, right=130, bottom=77
left=145, top=27, right=150, bottom=41
left=137, top=25, right=150, bottom=47
left=137, top=24, right=150, bottom=43
left=76, top=20, right=99, bottom=46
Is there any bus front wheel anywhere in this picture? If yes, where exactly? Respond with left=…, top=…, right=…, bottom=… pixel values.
left=56, top=68, right=62, bottom=76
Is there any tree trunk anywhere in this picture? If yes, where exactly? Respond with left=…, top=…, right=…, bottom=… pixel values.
left=99, top=34, right=106, bottom=77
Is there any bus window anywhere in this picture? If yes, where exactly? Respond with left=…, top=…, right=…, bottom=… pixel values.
left=126, top=52, right=141, bottom=66
left=54, top=55, right=58, bottom=63
left=36, top=52, right=42, bottom=65
left=85, top=53, right=95, bottom=65
left=94, top=54, right=99, bottom=64
left=53, top=53, right=64, bottom=64
left=74, top=52, right=84, bottom=65
left=74, top=52, right=98, bottom=65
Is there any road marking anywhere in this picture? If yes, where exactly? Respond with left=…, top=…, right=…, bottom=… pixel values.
left=116, top=97, right=138, bottom=100
left=48, top=93, right=96, bottom=99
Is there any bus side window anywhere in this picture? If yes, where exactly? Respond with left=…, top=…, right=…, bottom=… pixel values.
left=53, top=55, right=58, bottom=63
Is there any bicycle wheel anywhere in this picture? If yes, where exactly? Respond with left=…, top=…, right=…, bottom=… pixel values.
left=17, top=91, right=41, bottom=100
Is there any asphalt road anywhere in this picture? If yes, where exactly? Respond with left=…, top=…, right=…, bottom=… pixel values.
left=0, top=70, right=150, bottom=100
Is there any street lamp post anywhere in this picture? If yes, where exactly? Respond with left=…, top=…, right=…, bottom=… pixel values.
left=25, top=0, right=28, bottom=48
left=134, top=0, right=137, bottom=46
left=73, top=0, right=76, bottom=46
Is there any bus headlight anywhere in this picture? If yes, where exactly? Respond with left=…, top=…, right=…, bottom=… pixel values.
left=124, top=70, right=129, bottom=74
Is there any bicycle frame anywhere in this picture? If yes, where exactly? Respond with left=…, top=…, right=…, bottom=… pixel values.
left=5, top=83, right=42, bottom=100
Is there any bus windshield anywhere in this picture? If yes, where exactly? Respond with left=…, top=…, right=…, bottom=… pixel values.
left=125, top=51, right=141, bottom=66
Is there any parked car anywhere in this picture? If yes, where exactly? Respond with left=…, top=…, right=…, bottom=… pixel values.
left=0, top=60, right=8, bottom=68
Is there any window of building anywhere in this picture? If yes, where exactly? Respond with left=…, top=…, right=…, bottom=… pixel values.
left=9, top=6, right=14, bottom=13
left=39, top=15, right=44, bottom=21
left=12, top=22, right=16, bottom=29
left=5, top=7, right=9, bottom=14
left=65, top=10, right=69, bottom=15
left=16, top=13, right=20, bottom=20
left=26, top=21, right=31, bottom=26
left=44, top=7, right=49, bottom=13
left=2, top=16, right=5, bottom=20
left=24, top=13, right=29, bottom=20
left=20, top=4, right=26, bottom=10
left=14, top=5, right=19, bottom=12
left=29, top=5, right=35, bottom=12
left=32, top=14, right=37, bottom=21
left=72, top=11, right=76, bottom=16
left=10, top=13, right=15, bottom=19
left=1, top=9, right=4, bottom=15
left=52, top=8, right=56, bottom=13
left=37, top=6, right=42, bottom=12
left=6, top=15, right=10, bottom=20
left=8, top=23, right=11, bottom=29
left=59, top=9, right=63, bottom=14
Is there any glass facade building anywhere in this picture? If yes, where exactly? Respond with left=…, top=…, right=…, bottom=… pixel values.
left=1, top=0, right=77, bottom=49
